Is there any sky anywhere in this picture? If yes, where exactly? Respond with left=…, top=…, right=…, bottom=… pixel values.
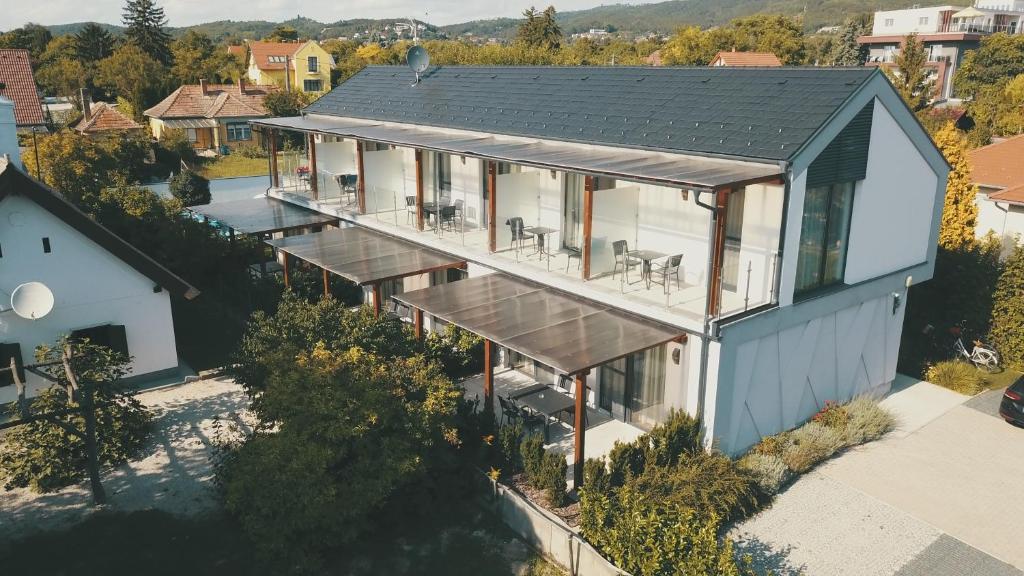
left=1, top=0, right=663, bottom=30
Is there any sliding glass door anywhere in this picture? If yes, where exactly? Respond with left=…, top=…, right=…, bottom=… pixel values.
left=563, top=173, right=584, bottom=250
left=598, top=346, right=668, bottom=431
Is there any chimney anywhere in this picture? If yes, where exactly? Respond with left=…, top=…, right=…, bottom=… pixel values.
left=238, top=77, right=246, bottom=94
left=80, top=88, right=91, bottom=121
left=199, top=79, right=208, bottom=95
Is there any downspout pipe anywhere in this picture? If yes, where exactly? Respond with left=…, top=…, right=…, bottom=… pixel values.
left=692, top=188, right=720, bottom=440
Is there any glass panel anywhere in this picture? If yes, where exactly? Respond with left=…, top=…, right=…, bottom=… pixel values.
left=824, top=182, right=855, bottom=285
left=599, top=357, right=627, bottom=421
left=628, top=346, right=667, bottom=431
left=563, top=173, right=584, bottom=250
left=722, top=188, right=746, bottom=291
left=534, top=361, right=556, bottom=386
left=795, top=184, right=830, bottom=292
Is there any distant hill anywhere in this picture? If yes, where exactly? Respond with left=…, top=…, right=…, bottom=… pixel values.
left=41, top=0, right=949, bottom=41
left=46, top=22, right=125, bottom=37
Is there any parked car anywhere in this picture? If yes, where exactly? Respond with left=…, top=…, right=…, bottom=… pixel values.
left=999, top=379, right=1024, bottom=426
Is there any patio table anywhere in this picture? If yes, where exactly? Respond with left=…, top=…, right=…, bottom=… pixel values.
left=523, top=226, right=558, bottom=259
left=508, top=383, right=549, bottom=400
left=628, top=249, right=668, bottom=289
left=515, top=387, right=576, bottom=442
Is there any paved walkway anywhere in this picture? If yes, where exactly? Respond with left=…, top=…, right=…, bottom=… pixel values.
left=732, top=375, right=1024, bottom=576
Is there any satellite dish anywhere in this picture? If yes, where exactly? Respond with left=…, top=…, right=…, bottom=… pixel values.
left=407, top=45, right=430, bottom=85
left=10, top=282, right=54, bottom=320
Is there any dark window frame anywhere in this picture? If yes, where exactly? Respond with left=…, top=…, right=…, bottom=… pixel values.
left=226, top=122, right=251, bottom=142
left=794, top=181, right=856, bottom=298
left=303, top=79, right=323, bottom=92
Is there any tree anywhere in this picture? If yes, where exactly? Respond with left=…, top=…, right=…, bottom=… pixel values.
left=988, top=244, right=1024, bottom=371
left=0, top=339, right=152, bottom=495
left=0, top=23, right=53, bottom=64
left=884, top=34, right=934, bottom=112
left=717, top=14, right=806, bottom=65
left=95, top=44, right=166, bottom=121
left=265, top=25, right=299, bottom=42
left=122, top=0, right=173, bottom=65
left=661, top=25, right=713, bottom=65
left=75, top=23, right=115, bottom=63
left=934, top=122, right=979, bottom=251
left=831, top=19, right=868, bottom=66
left=954, top=33, right=1024, bottom=99
left=168, top=168, right=211, bottom=206
left=517, top=6, right=562, bottom=50
left=170, top=30, right=215, bottom=84
left=262, top=90, right=311, bottom=117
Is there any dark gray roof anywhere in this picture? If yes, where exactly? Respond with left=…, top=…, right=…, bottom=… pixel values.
left=305, top=65, right=878, bottom=162
left=189, top=196, right=339, bottom=235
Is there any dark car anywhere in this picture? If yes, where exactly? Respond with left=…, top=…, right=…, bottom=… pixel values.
left=999, top=379, right=1024, bottom=426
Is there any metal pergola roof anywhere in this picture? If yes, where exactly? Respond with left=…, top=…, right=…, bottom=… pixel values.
left=189, top=196, right=340, bottom=235
left=251, top=114, right=783, bottom=190
left=265, top=227, right=466, bottom=285
left=392, top=273, right=682, bottom=375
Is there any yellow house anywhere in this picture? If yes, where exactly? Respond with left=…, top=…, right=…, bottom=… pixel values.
left=246, top=41, right=334, bottom=94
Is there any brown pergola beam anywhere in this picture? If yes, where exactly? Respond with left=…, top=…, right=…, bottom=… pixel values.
left=356, top=141, right=367, bottom=214
left=282, top=252, right=290, bottom=289
left=322, top=268, right=330, bottom=298
left=708, top=188, right=731, bottom=317
left=582, top=175, right=594, bottom=280
left=488, top=161, right=497, bottom=252
left=413, top=308, right=424, bottom=339
left=372, top=283, right=382, bottom=317
left=308, top=133, right=319, bottom=200
left=268, top=129, right=280, bottom=188
left=483, top=339, right=495, bottom=414
left=415, top=149, right=425, bottom=231
left=573, top=370, right=589, bottom=489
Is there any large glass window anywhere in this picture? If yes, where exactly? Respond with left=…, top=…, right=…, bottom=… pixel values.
left=303, top=79, right=323, bottom=92
left=795, top=182, right=855, bottom=294
left=599, top=345, right=668, bottom=431
left=226, top=122, right=251, bottom=141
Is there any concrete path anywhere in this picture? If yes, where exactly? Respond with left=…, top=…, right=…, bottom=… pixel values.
left=732, top=376, right=1024, bottom=576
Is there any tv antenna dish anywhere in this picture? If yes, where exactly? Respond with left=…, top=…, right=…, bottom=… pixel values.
left=407, top=45, right=430, bottom=86
left=10, top=282, right=54, bottom=320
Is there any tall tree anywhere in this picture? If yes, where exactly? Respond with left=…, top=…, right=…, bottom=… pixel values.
left=265, top=25, right=299, bottom=42
left=95, top=44, right=166, bottom=121
left=122, top=0, right=173, bottom=65
left=170, top=30, right=215, bottom=84
left=933, top=122, right=979, bottom=251
left=74, top=23, right=115, bottom=62
left=954, top=33, right=1024, bottom=99
left=516, top=5, right=562, bottom=50
left=885, top=33, right=933, bottom=112
left=831, top=19, right=868, bottom=66
left=661, top=25, right=713, bottom=65
left=0, top=23, right=53, bottom=64
left=988, top=244, right=1024, bottom=371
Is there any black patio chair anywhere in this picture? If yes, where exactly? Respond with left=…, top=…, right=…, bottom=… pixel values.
left=650, top=254, right=683, bottom=295
left=612, top=240, right=640, bottom=283
left=440, top=205, right=457, bottom=232
left=498, top=395, right=519, bottom=427
left=563, top=247, right=582, bottom=273
left=506, top=217, right=535, bottom=253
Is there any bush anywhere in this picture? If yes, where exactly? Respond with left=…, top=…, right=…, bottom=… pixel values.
left=751, top=432, right=789, bottom=458
left=781, top=422, right=845, bottom=473
left=520, top=434, right=545, bottom=487
left=498, top=421, right=523, bottom=473
left=645, top=408, right=702, bottom=467
left=988, top=243, right=1024, bottom=371
left=540, top=451, right=568, bottom=507
left=626, top=452, right=762, bottom=523
left=159, top=128, right=196, bottom=162
left=168, top=169, right=211, bottom=206
left=844, top=396, right=896, bottom=444
left=424, top=324, right=484, bottom=380
left=737, top=452, right=792, bottom=496
left=233, top=143, right=268, bottom=159
left=812, top=400, right=849, bottom=429
left=925, top=360, right=986, bottom=395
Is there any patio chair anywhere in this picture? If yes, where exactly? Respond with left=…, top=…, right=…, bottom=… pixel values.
left=510, top=397, right=546, bottom=434
left=498, top=395, right=519, bottom=427
left=506, top=217, right=535, bottom=253
left=650, top=254, right=683, bottom=295
left=439, top=205, right=457, bottom=232
left=405, top=196, right=417, bottom=224
left=453, top=199, right=465, bottom=225
left=563, top=247, right=582, bottom=273
left=556, top=373, right=573, bottom=394
left=612, top=240, right=640, bottom=283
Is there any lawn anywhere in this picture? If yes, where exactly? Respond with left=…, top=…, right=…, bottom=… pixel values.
left=196, top=154, right=269, bottom=179
left=983, top=367, right=1024, bottom=391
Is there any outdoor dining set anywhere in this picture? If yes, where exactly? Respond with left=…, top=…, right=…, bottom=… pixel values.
left=497, top=375, right=583, bottom=442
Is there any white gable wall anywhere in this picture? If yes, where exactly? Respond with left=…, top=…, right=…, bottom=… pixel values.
left=0, top=194, right=178, bottom=402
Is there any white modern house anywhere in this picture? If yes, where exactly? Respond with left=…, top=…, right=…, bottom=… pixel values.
left=234, top=65, right=947, bottom=479
left=0, top=133, right=198, bottom=403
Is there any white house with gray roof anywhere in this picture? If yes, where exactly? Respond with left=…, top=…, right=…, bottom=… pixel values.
left=235, top=65, right=946, bottom=473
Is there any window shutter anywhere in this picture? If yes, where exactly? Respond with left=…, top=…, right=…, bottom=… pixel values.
left=0, top=343, right=24, bottom=387
left=807, top=99, right=875, bottom=189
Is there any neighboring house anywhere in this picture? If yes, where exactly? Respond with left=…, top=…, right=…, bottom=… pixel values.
left=227, top=44, right=247, bottom=61
left=245, top=41, right=334, bottom=94
left=709, top=50, right=782, bottom=66
left=644, top=50, right=662, bottom=66
left=858, top=1, right=1024, bottom=101
left=0, top=116, right=198, bottom=403
left=0, top=48, right=46, bottom=132
left=144, top=79, right=275, bottom=151
left=969, top=134, right=1024, bottom=248
left=73, top=98, right=144, bottom=136
left=249, top=65, right=947, bottom=465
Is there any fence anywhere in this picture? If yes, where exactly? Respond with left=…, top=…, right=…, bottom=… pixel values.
left=476, top=474, right=630, bottom=576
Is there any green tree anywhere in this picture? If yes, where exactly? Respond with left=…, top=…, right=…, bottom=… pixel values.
left=168, top=168, right=211, bottom=206
left=122, top=0, right=173, bottom=65
left=885, top=33, right=933, bottom=112
left=265, top=25, right=299, bottom=42
left=0, top=339, right=152, bottom=494
left=0, top=23, right=53, bottom=64
left=719, top=14, right=806, bottom=65
left=517, top=6, right=562, bottom=50
left=262, top=89, right=311, bottom=117
left=661, top=25, right=713, bottom=65
left=954, top=33, right=1024, bottom=99
left=934, top=122, right=979, bottom=251
left=35, top=57, right=89, bottom=102
left=989, top=244, right=1024, bottom=370
left=95, top=43, right=166, bottom=121
left=170, top=30, right=215, bottom=84
left=75, top=23, right=115, bottom=63
left=831, top=19, right=868, bottom=66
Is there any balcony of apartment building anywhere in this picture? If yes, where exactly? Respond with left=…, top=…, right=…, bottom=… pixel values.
left=949, top=7, right=1023, bottom=34
left=254, top=119, right=787, bottom=334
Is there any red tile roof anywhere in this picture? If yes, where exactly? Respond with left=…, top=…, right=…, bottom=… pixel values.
left=144, top=82, right=277, bottom=119
left=227, top=45, right=247, bottom=59
left=969, top=135, right=1024, bottom=189
left=74, top=102, right=144, bottom=133
left=247, top=41, right=304, bottom=70
left=990, top=184, right=1024, bottom=206
left=709, top=51, right=782, bottom=67
left=0, top=49, right=45, bottom=128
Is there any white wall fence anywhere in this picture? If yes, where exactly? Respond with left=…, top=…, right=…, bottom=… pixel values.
left=476, top=474, right=630, bottom=576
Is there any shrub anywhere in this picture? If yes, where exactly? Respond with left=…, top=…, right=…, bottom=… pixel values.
left=812, top=400, right=849, bottom=429
left=925, top=360, right=986, bottom=395
left=988, top=243, right=1024, bottom=371
left=168, top=168, right=211, bottom=206
left=498, top=421, right=523, bottom=473
left=737, top=452, right=792, bottom=496
left=423, top=324, right=484, bottom=380
left=540, top=451, right=568, bottom=507
left=606, top=439, right=645, bottom=488
left=781, top=422, right=845, bottom=473
left=159, top=128, right=196, bottom=161
left=844, top=396, right=896, bottom=444
left=520, top=434, right=545, bottom=487
left=645, top=408, right=702, bottom=467
left=751, top=432, right=789, bottom=457
left=626, top=452, right=762, bottom=523
left=233, top=143, right=268, bottom=159
left=582, top=457, right=610, bottom=494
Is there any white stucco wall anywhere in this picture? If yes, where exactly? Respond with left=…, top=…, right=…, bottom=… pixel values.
left=0, top=194, right=179, bottom=403
left=845, top=101, right=937, bottom=284
left=976, top=191, right=1024, bottom=252
left=870, top=6, right=958, bottom=35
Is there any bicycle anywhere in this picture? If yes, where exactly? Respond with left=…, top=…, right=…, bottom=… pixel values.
left=950, top=325, right=1001, bottom=373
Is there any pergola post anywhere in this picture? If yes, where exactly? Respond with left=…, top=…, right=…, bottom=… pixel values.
left=582, top=175, right=594, bottom=280
left=268, top=129, right=280, bottom=188
left=308, top=133, right=319, bottom=200
left=708, top=188, right=731, bottom=317
left=487, top=161, right=497, bottom=252
left=483, top=339, right=495, bottom=414
left=372, top=283, right=382, bottom=317
left=282, top=252, right=290, bottom=289
left=415, top=149, right=425, bottom=231
left=573, top=370, right=589, bottom=489
left=322, top=268, right=330, bottom=298
left=356, top=141, right=367, bottom=214
left=413, top=308, right=424, bottom=339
